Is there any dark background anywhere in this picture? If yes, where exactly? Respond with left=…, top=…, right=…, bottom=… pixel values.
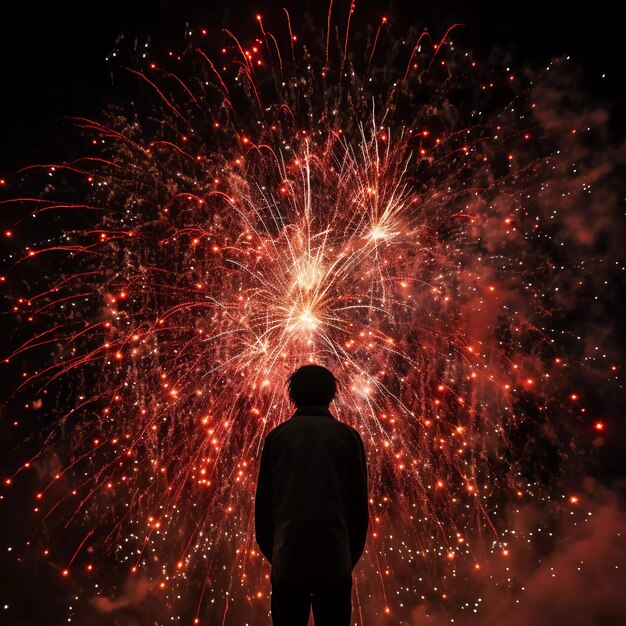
left=0, top=1, right=623, bottom=624
left=0, top=0, right=624, bottom=175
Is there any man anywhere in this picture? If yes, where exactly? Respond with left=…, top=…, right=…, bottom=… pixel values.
left=255, top=364, right=369, bottom=626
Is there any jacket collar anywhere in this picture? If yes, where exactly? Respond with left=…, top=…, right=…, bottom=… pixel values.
left=291, top=405, right=334, bottom=418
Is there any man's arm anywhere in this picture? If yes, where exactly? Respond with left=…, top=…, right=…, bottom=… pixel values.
left=348, top=431, right=369, bottom=568
left=254, top=437, right=273, bottom=563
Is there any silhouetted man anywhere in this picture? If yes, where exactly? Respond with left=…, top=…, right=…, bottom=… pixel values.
left=255, top=365, right=369, bottom=626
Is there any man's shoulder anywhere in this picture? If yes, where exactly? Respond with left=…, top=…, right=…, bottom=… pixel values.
left=263, top=414, right=363, bottom=441
left=264, top=420, right=289, bottom=441
left=333, top=418, right=362, bottom=437
left=347, top=426, right=366, bottom=451
left=328, top=416, right=365, bottom=449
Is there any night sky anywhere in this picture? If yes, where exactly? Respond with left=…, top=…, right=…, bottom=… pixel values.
left=1, top=2, right=625, bottom=625
left=1, top=0, right=625, bottom=177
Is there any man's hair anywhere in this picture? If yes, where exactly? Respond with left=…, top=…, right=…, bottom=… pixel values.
left=288, top=364, right=337, bottom=407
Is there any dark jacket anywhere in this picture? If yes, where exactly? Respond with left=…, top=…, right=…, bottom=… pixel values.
left=254, top=405, right=369, bottom=584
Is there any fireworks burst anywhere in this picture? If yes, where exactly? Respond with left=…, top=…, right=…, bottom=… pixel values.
left=1, top=6, right=621, bottom=625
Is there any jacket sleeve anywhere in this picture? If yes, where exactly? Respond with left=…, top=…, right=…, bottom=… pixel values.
left=254, top=437, right=273, bottom=563
left=349, top=431, right=369, bottom=568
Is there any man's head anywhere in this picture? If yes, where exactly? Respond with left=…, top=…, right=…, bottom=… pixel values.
left=288, top=364, right=337, bottom=408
